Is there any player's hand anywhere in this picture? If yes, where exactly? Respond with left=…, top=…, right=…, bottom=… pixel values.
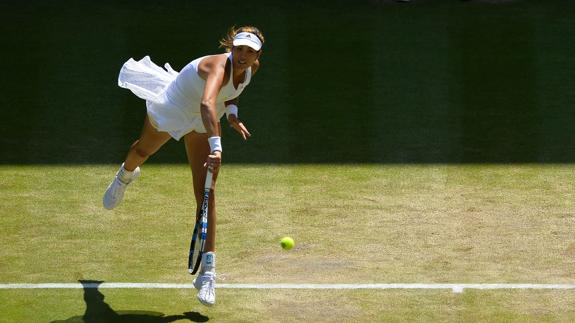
left=228, top=114, right=251, bottom=140
left=205, top=151, right=222, bottom=172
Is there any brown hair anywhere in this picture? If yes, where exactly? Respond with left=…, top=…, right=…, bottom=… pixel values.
left=219, top=26, right=265, bottom=52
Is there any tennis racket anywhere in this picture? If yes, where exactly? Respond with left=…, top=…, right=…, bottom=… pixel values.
left=188, top=169, right=213, bottom=275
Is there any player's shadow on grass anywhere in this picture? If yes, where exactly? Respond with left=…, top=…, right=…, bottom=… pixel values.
left=51, top=280, right=209, bottom=323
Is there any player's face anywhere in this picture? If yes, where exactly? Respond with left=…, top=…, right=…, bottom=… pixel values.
left=232, top=45, right=260, bottom=70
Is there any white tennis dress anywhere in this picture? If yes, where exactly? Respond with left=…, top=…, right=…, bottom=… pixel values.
left=118, top=53, right=251, bottom=140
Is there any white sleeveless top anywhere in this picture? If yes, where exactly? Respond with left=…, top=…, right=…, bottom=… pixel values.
left=118, top=53, right=251, bottom=140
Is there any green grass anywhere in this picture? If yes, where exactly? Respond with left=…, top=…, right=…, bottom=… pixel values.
left=1, top=289, right=574, bottom=322
left=0, top=164, right=574, bottom=321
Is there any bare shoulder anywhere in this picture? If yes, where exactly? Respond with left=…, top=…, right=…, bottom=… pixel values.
left=251, top=59, right=261, bottom=76
left=197, top=54, right=228, bottom=79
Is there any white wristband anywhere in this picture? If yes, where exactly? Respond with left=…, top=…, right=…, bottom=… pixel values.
left=225, top=104, right=239, bottom=118
left=208, top=136, right=222, bottom=153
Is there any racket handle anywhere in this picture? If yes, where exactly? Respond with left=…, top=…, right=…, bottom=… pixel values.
left=204, top=169, right=213, bottom=190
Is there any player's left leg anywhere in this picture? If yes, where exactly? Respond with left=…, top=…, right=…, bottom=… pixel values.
left=184, top=130, right=219, bottom=306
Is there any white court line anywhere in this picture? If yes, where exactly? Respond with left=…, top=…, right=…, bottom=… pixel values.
left=0, top=283, right=574, bottom=293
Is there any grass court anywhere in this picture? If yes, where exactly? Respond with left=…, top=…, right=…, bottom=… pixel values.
left=1, top=164, right=574, bottom=321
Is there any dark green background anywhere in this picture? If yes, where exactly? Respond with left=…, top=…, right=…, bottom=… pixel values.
left=1, top=0, right=573, bottom=164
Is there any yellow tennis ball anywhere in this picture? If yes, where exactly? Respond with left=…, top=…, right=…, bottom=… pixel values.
left=280, top=237, right=294, bottom=250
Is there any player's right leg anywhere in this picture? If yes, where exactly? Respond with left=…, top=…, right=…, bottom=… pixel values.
left=103, top=115, right=171, bottom=210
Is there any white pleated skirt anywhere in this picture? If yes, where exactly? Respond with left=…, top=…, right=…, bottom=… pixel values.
left=117, top=56, right=204, bottom=140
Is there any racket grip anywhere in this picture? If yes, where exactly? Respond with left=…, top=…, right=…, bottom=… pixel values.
left=204, top=169, right=213, bottom=190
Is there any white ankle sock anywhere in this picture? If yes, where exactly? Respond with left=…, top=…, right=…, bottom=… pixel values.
left=201, top=252, right=216, bottom=273
left=117, top=163, right=134, bottom=182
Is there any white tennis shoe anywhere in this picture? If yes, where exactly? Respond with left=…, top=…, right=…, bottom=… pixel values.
left=192, top=274, right=205, bottom=290
left=196, top=271, right=216, bottom=306
left=103, top=165, right=140, bottom=210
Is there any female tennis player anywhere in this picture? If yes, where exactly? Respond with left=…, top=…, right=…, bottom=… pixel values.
left=102, top=26, right=264, bottom=307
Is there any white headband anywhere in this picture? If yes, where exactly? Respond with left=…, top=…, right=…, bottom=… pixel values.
left=232, top=32, right=262, bottom=51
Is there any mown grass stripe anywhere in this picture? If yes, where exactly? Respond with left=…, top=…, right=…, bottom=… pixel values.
left=1, top=283, right=574, bottom=293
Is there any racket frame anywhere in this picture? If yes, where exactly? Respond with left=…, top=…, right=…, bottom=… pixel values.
left=188, top=169, right=213, bottom=275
